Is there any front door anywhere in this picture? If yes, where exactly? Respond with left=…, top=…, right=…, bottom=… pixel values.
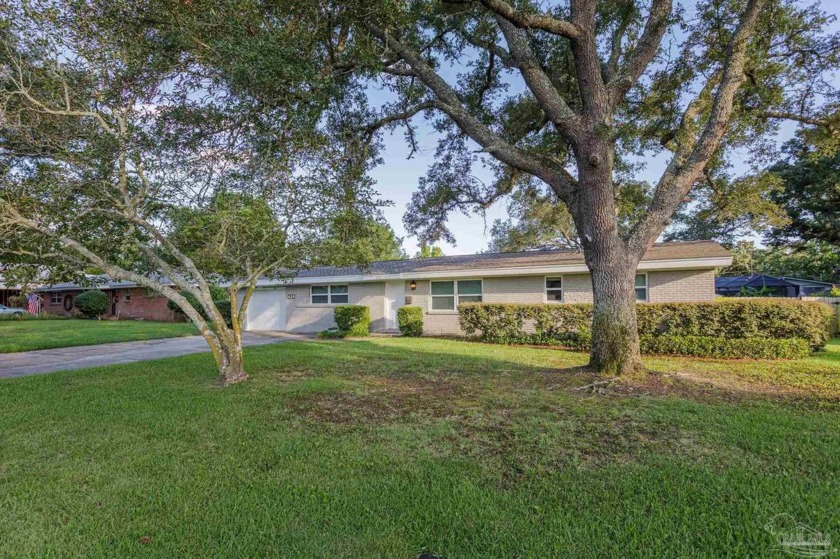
left=384, top=281, right=405, bottom=330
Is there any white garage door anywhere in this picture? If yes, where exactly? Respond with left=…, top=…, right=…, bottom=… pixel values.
left=245, top=288, right=286, bottom=331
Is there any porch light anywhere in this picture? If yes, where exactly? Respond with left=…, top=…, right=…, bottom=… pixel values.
left=410, top=280, right=417, bottom=291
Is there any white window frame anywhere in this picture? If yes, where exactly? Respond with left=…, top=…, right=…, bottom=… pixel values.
left=635, top=273, right=648, bottom=302
left=429, top=279, right=483, bottom=312
left=310, top=284, right=349, bottom=305
left=50, top=293, right=61, bottom=304
left=124, top=290, right=131, bottom=302
left=544, top=276, right=564, bottom=303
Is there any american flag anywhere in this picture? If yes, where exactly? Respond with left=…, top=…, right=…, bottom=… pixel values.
left=27, top=293, right=41, bottom=316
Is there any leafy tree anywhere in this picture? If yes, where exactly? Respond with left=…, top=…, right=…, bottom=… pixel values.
left=313, top=0, right=840, bottom=373
left=665, top=172, right=790, bottom=244
left=416, top=245, right=445, bottom=258
left=669, top=111, right=839, bottom=245
left=720, top=240, right=840, bottom=283
left=0, top=1, right=369, bottom=384
left=319, top=215, right=407, bottom=266
left=489, top=184, right=579, bottom=252
left=766, top=125, right=840, bottom=246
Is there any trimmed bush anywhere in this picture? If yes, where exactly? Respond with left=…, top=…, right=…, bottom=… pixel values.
left=334, top=305, right=370, bottom=337
left=74, top=290, right=109, bottom=319
left=639, top=335, right=811, bottom=359
left=459, top=299, right=833, bottom=358
left=397, top=306, right=423, bottom=337
left=461, top=300, right=832, bottom=349
left=636, top=299, right=832, bottom=350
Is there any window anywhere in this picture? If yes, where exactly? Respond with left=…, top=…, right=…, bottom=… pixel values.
left=50, top=293, right=61, bottom=304
left=124, top=290, right=131, bottom=302
left=430, top=280, right=482, bottom=311
left=311, top=285, right=349, bottom=305
left=635, top=273, right=648, bottom=302
left=545, top=277, right=563, bottom=302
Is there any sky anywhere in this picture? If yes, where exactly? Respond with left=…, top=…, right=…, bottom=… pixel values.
left=366, top=1, right=840, bottom=257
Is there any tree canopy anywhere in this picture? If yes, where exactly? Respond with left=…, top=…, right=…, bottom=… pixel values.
left=311, top=0, right=840, bottom=372
left=0, top=0, right=384, bottom=383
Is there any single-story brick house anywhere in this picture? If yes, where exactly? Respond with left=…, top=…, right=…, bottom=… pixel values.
left=240, top=240, right=732, bottom=335
left=33, top=241, right=731, bottom=331
left=36, top=277, right=178, bottom=322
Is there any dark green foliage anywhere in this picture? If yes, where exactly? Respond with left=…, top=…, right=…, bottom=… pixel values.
left=74, top=290, right=109, bottom=319
left=639, top=336, right=811, bottom=360
left=316, top=329, right=346, bottom=339
left=460, top=300, right=833, bottom=356
left=397, top=306, right=423, bottom=337
left=166, top=286, right=229, bottom=320
left=213, top=300, right=233, bottom=328
left=768, top=134, right=840, bottom=246
left=334, top=305, right=370, bottom=337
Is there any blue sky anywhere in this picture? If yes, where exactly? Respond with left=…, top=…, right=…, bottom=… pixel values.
left=367, top=2, right=840, bottom=257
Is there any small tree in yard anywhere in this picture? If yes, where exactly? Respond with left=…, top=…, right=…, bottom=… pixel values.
left=306, top=0, right=839, bottom=374
left=0, top=2, right=374, bottom=384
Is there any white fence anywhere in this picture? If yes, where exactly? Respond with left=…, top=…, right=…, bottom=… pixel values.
left=801, top=297, right=840, bottom=335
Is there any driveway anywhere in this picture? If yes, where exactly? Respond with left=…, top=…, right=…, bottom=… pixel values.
left=0, top=332, right=308, bottom=379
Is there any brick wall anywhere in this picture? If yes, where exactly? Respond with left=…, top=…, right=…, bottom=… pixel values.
left=42, top=287, right=178, bottom=322
left=648, top=269, right=716, bottom=302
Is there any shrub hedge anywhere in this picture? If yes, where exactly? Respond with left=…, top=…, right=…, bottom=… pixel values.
left=334, top=305, right=370, bottom=337
left=397, top=306, right=423, bottom=337
left=459, top=299, right=833, bottom=358
left=639, top=335, right=811, bottom=359
left=74, top=290, right=109, bottom=319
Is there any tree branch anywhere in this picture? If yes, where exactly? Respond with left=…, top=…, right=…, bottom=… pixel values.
left=607, top=0, right=672, bottom=106
left=472, top=0, right=581, bottom=40
left=629, top=0, right=766, bottom=254
left=366, top=23, right=578, bottom=203
left=494, top=16, right=581, bottom=139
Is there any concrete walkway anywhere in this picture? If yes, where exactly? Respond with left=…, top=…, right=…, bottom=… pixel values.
left=0, top=332, right=308, bottom=379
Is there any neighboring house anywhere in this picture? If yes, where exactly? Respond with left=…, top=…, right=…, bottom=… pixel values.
left=240, top=240, right=732, bottom=335
left=36, top=276, right=178, bottom=322
left=715, top=275, right=836, bottom=298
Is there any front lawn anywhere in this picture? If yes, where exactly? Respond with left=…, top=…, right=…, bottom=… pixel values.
left=0, top=319, right=197, bottom=353
left=0, top=337, right=837, bottom=557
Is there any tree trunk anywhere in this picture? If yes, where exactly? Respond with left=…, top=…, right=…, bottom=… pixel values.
left=217, top=335, right=248, bottom=385
left=574, top=140, right=645, bottom=375
left=588, top=263, right=644, bottom=375
left=202, top=329, right=248, bottom=385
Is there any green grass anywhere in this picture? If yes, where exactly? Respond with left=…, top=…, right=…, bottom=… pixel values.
left=0, top=337, right=838, bottom=557
left=0, top=319, right=198, bottom=353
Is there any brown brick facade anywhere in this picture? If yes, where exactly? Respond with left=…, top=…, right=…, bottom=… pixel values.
left=43, top=287, right=179, bottom=322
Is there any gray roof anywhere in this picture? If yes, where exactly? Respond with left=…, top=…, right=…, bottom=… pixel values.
left=35, top=274, right=173, bottom=293
left=33, top=241, right=730, bottom=290
left=294, top=240, right=730, bottom=278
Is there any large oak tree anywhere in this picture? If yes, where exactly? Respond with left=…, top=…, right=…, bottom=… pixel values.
left=322, top=0, right=839, bottom=373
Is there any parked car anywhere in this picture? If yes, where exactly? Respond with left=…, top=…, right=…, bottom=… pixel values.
left=0, top=304, right=26, bottom=317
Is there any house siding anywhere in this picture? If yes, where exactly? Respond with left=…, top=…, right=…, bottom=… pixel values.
left=403, top=269, right=717, bottom=336
left=284, top=282, right=387, bottom=333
